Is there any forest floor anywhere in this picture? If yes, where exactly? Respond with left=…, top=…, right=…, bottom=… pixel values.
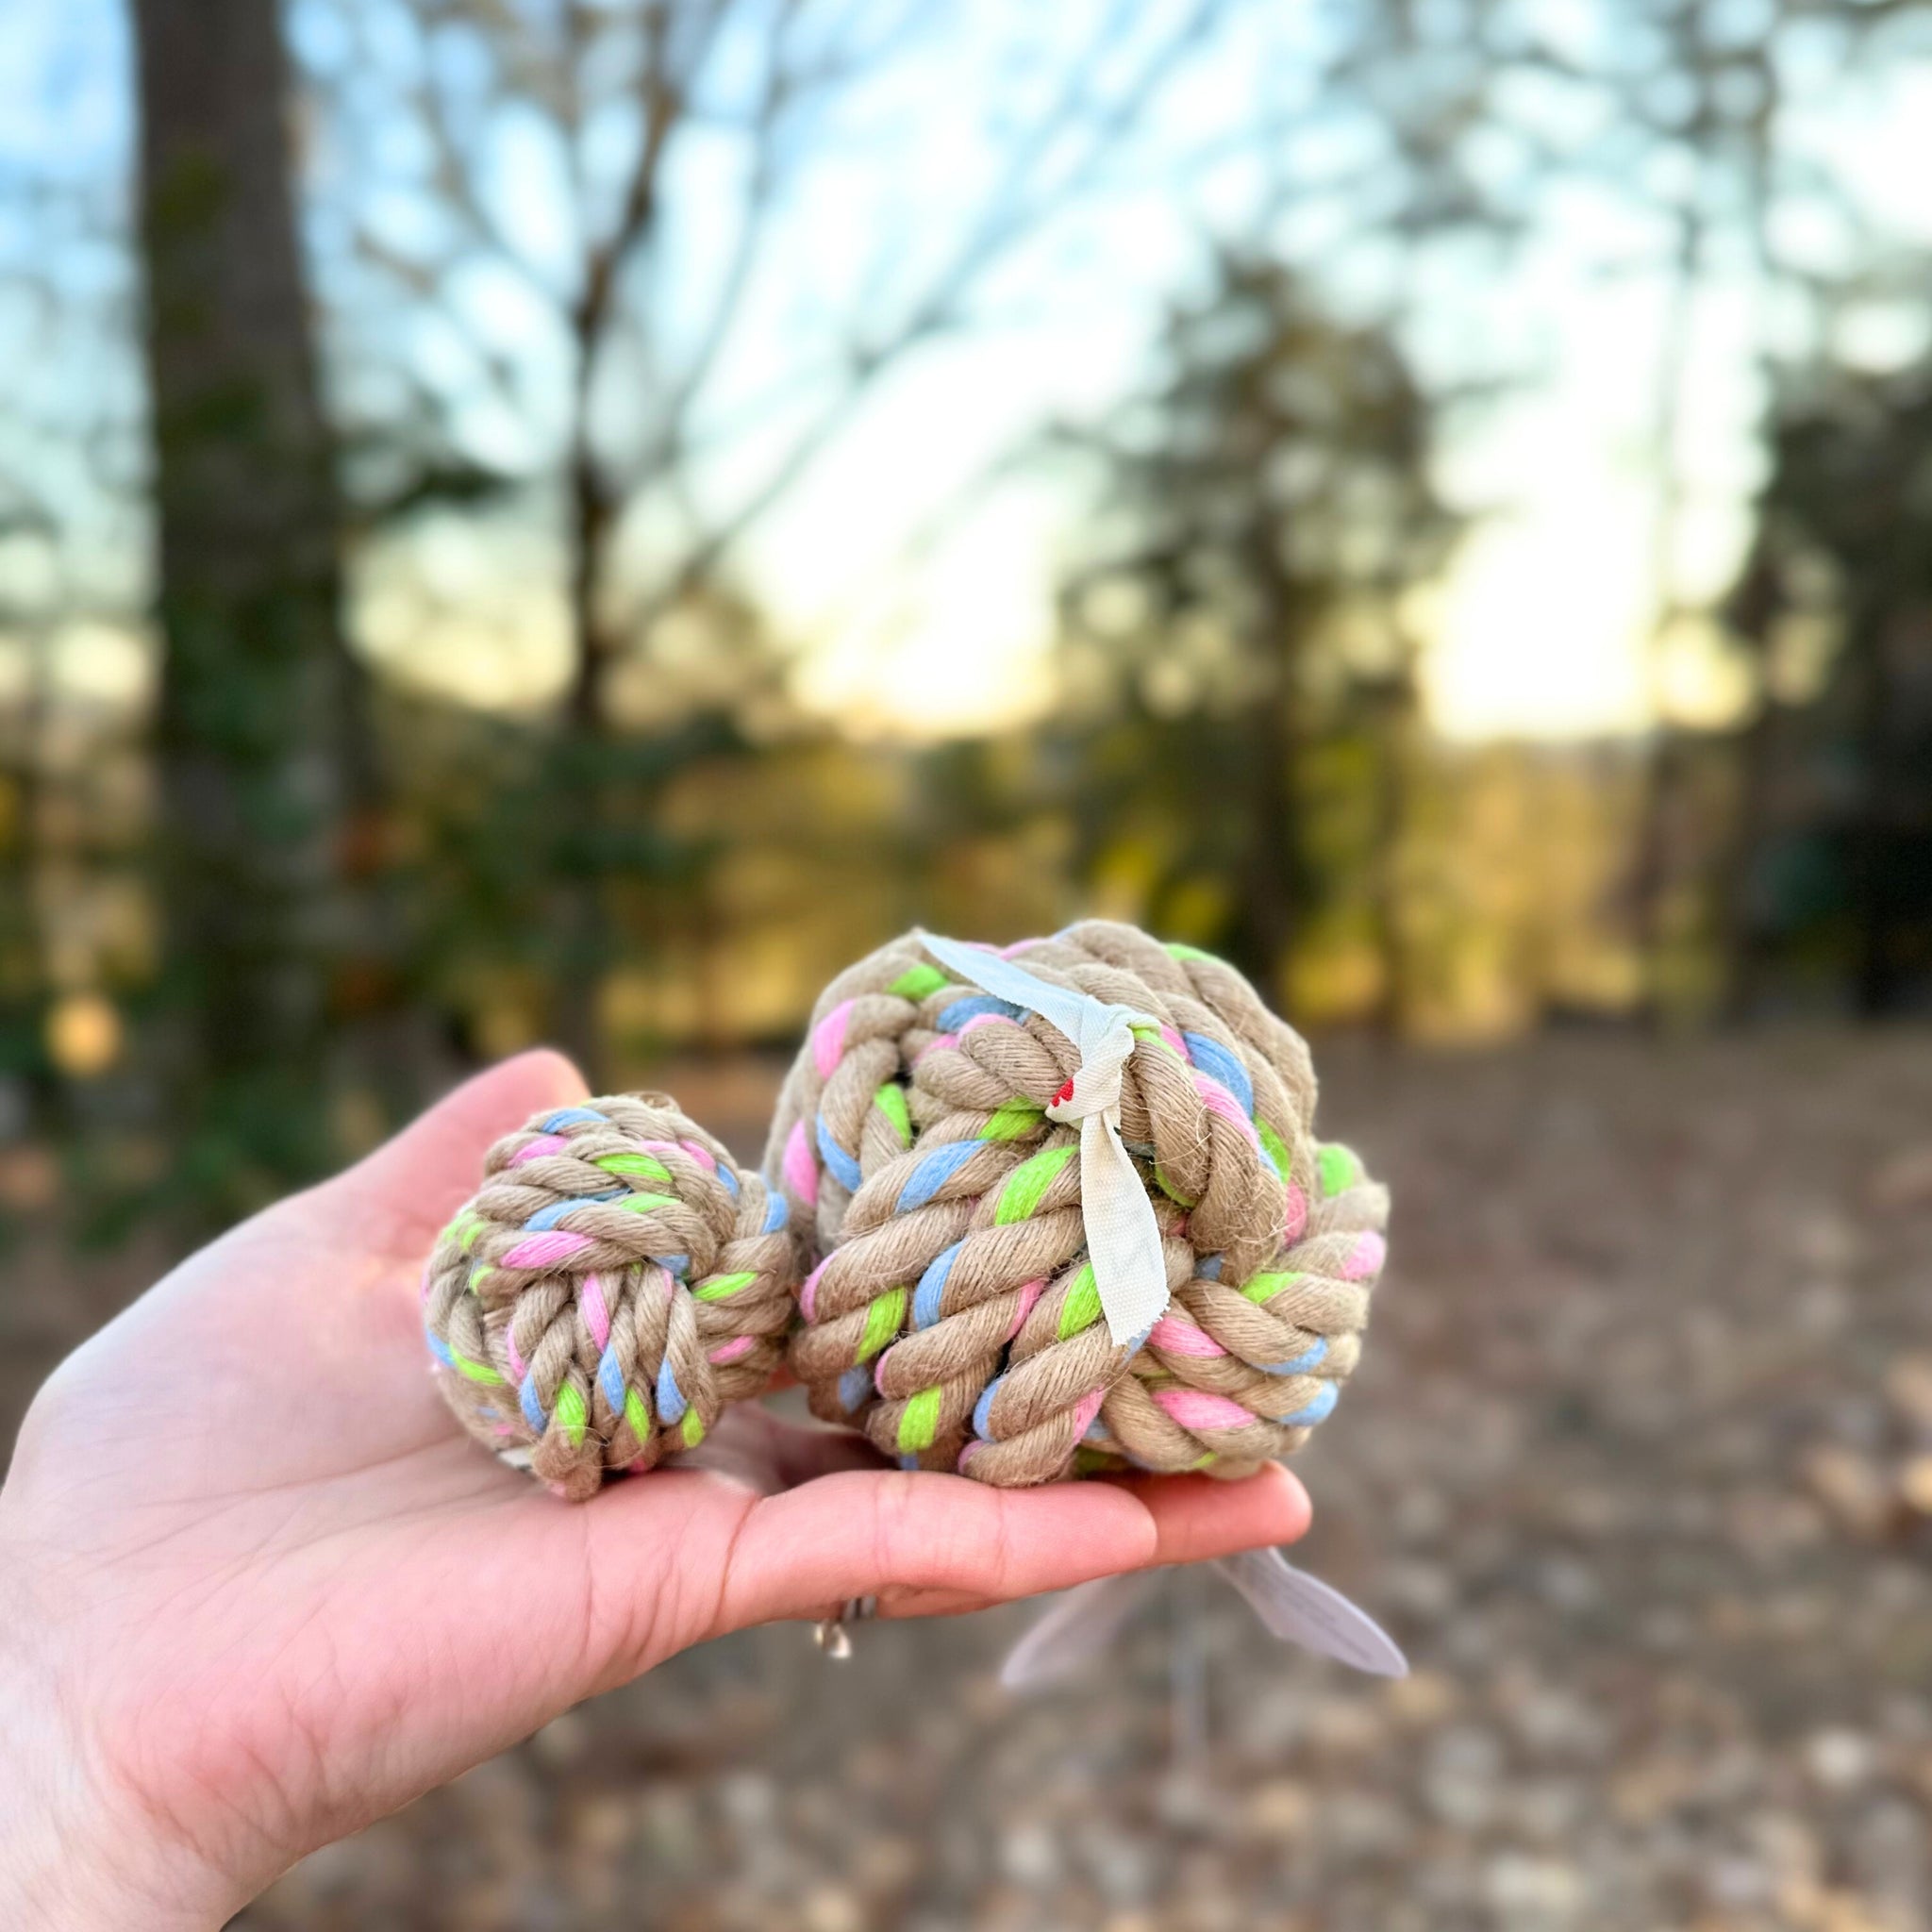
left=11, top=1030, right=1932, bottom=1932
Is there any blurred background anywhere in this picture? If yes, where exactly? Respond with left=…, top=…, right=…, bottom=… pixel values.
left=7, top=0, right=1932, bottom=1926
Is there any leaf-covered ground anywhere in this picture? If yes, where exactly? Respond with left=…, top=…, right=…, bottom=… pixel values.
left=13, top=1031, right=1932, bottom=1931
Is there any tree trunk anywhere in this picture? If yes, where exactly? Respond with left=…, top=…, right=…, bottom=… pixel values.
left=1715, top=686, right=1774, bottom=1024
left=549, top=422, right=618, bottom=1089
left=133, top=0, right=356, bottom=1201
left=0, top=630, right=52, bottom=1126
left=1849, top=606, right=1899, bottom=1020
left=1632, top=167, right=1707, bottom=1027
left=1232, top=684, right=1299, bottom=1008
left=1366, top=669, right=1416, bottom=1037
left=1227, top=529, right=1303, bottom=1009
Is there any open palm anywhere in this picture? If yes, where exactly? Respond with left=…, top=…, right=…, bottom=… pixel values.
left=0, top=1052, right=1309, bottom=1928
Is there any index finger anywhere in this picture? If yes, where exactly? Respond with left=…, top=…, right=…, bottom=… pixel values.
left=710, top=1460, right=1310, bottom=1630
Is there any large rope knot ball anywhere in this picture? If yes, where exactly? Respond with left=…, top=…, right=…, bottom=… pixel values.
left=425, top=1093, right=797, bottom=1499
left=768, top=922, right=1389, bottom=1488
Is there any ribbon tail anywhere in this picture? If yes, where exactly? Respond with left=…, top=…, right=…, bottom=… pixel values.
left=916, top=930, right=1096, bottom=1042
left=1082, top=1113, right=1170, bottom=1346
left=1212, top=1549, right=1408, bottom=1677
left=999, top=1572, right=1154, bottom=1690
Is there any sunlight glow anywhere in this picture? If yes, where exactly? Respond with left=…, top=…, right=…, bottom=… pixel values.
left=1425, top=500, right=1652, bottom=741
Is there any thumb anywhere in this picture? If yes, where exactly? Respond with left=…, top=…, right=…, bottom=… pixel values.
left=317, top=1050, right=590, bottom=1261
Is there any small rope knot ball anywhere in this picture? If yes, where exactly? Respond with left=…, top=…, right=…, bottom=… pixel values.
left=425, top=1093, right=797, bottom=1499
left=768, top=922, right=1389, bottom=1487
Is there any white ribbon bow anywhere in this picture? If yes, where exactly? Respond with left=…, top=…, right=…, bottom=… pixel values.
left=918, top=932, right=1171, bottom=1346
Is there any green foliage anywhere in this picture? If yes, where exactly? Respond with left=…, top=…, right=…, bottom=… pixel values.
left=1724, top=358, right=1932, bottom=1013
left=403, top=704, right=746, bottom=991
left=1056, top=257, right=1457, bottom=1011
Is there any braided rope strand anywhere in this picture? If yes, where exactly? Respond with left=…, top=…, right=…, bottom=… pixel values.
left=425, top=1092, right=797, bottom=1499
left=770, top=923, right=1390, bottom=1488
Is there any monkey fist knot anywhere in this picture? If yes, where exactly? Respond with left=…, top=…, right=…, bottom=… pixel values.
left=769, top=922, right=1390, bottom=1488
left=424, top=1093, right=796, bottom=1499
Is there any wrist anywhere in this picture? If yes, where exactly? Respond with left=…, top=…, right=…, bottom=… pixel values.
left=0, top=1555, right=237, bottom=1931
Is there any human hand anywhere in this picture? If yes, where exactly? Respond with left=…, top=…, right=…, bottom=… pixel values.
left=0, top=1052, right=1309, bottom=1928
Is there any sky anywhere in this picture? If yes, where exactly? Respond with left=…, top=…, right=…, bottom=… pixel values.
left=4, top=0, right=1932, bottom=743
left=745, top=1, right=1932, bottom=741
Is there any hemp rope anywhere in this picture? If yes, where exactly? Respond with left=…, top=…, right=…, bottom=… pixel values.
left=423, top=1093, right=797, bottom=1499
left=767, top=922, right=1389, bottom=1488
left=422, top=924, right=1387, bottom=1504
